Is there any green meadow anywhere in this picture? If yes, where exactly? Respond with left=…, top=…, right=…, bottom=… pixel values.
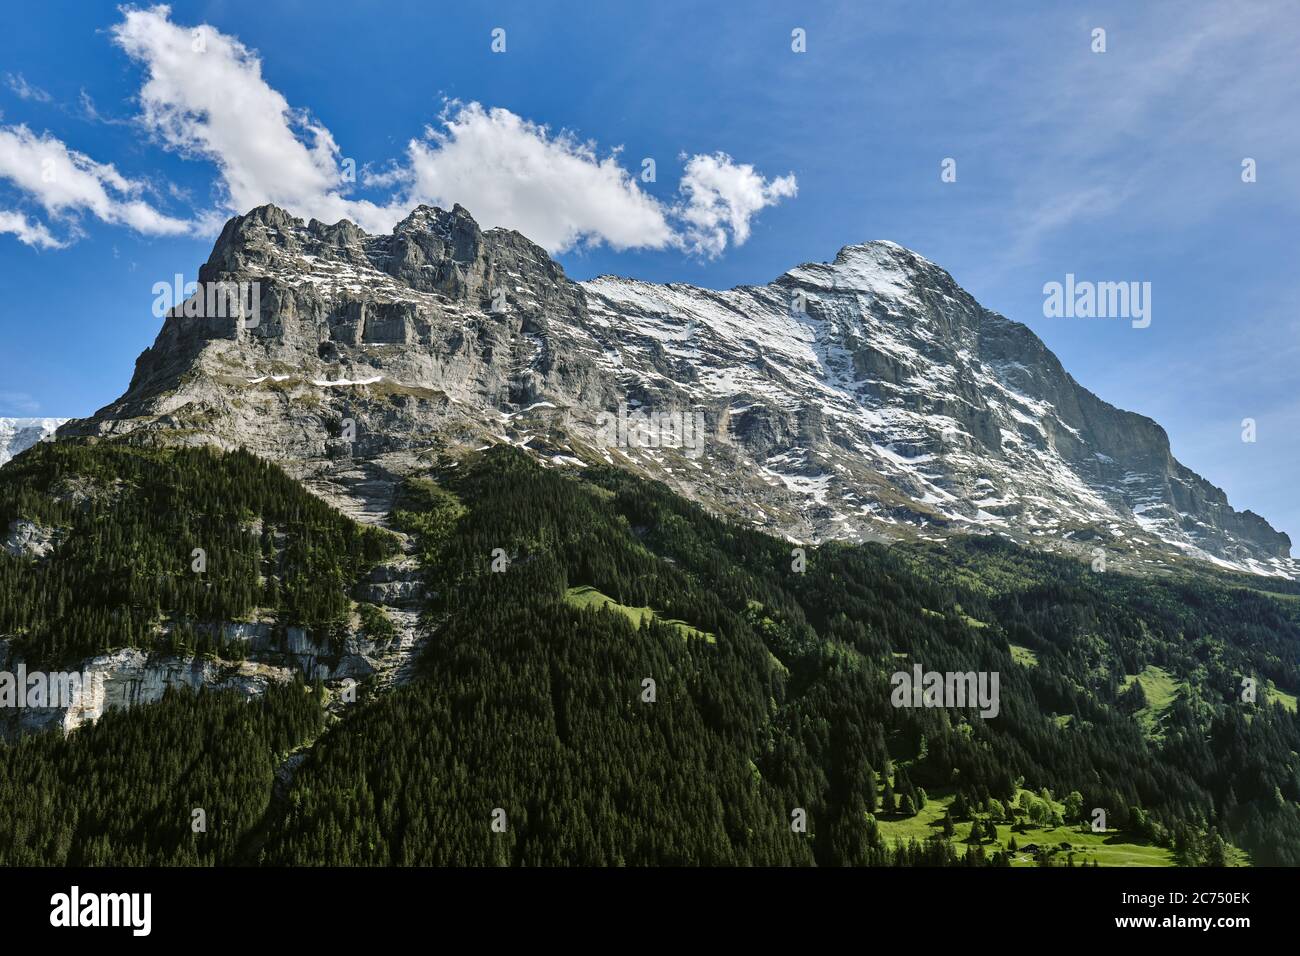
left=868, top=785, right=1244, bottom=867
left=1009, top=644, right=1039, bottom=667
left=1121, top=665, right=1183, bottom=738
left=564, top=585, right=716, bottom=642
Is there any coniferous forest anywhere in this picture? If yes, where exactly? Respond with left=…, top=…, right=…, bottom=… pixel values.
left=2, top=443, right=1299, bottom=866
left=0, top=444, right=398, bottom=667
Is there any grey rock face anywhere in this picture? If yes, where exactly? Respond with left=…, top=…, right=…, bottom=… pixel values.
left=354, top=557, right=425, bottom=609
left=0, top=603, right=424, bottom=737
left=0, top=647, right=297, bottom=738
left=59, top=205, right=1294, bottom=577
left=2, top=519, right=62, bottom=559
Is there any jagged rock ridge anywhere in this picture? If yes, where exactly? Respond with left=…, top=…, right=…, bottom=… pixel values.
left=60, top=203, right=1294, bottom=577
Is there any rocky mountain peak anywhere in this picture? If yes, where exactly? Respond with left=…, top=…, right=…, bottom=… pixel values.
left=59, top=205, right=1295, bottom=578
left=785, top=239, right=952, bottom=297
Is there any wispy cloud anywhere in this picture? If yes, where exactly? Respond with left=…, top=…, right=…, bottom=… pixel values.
left=78, top=90, right=131, bottom=127
left=985, top=1, right=1300, bottom=271
left=0, top=391, right=41, bottom=414
left=0, top=209, right=64, bottom=248
left=0, top=123, right=190, bottom=241
left=4, top=73, right=51, bottom=104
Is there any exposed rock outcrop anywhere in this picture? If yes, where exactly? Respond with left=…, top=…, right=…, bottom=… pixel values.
left=3, top=518, right=62, bottom=559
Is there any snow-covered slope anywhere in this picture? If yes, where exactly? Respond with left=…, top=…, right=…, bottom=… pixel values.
left=578, top=242, right=1293, bottom=576
left=0, top=418, right=67, bottom=467
left=61, top=204, right=1294, bottom=577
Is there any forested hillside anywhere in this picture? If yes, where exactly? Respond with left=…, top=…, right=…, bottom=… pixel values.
left=0, top=443, right=398, bottom=667
left=0, top=679, right=321, bottom=865
left=2, top=444, right=1299, bottom=865
left=267, top=447, right=1300, bottom=865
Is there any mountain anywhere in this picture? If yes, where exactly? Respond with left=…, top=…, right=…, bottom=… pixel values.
left=6, top=200, right=1300, bottom=864
left=61, top=202, right=1293, bottom=581
left=0, top=418, right=67, bottom=467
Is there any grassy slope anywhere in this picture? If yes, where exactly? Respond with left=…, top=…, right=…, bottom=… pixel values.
left=1121, top=665, right=1183, bottom=737
left=871, top=787, right=1182, bottom=867
left=1266, top=680, right=1299, bottom=713
left=564, top=585, right=716, bottom=642
left=1009, top=644, right=1039, bottom=667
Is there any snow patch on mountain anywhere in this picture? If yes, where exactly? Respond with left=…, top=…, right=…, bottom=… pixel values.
left=0, top=418, right=68, bottom=467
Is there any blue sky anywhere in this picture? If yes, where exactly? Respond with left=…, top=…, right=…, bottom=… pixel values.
left=1, top=1, right=1297, bottom=550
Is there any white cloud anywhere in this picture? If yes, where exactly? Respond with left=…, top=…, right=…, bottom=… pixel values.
left=675, top=152, right=798, bottom=257
left=111, top=4, right=395, bottom=233
left=398, top=108, right=797, bottom=254
left=4, top=73, right=51, bottom=103
left=0, top=209, right=64, bottom=248
left=108, top=7, right=796, bottom=256
left=400, top=103, right=675, bottom=253
left=3, top=5, right=805, bottom=257
left=0, top=124, right=189, bottom=237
